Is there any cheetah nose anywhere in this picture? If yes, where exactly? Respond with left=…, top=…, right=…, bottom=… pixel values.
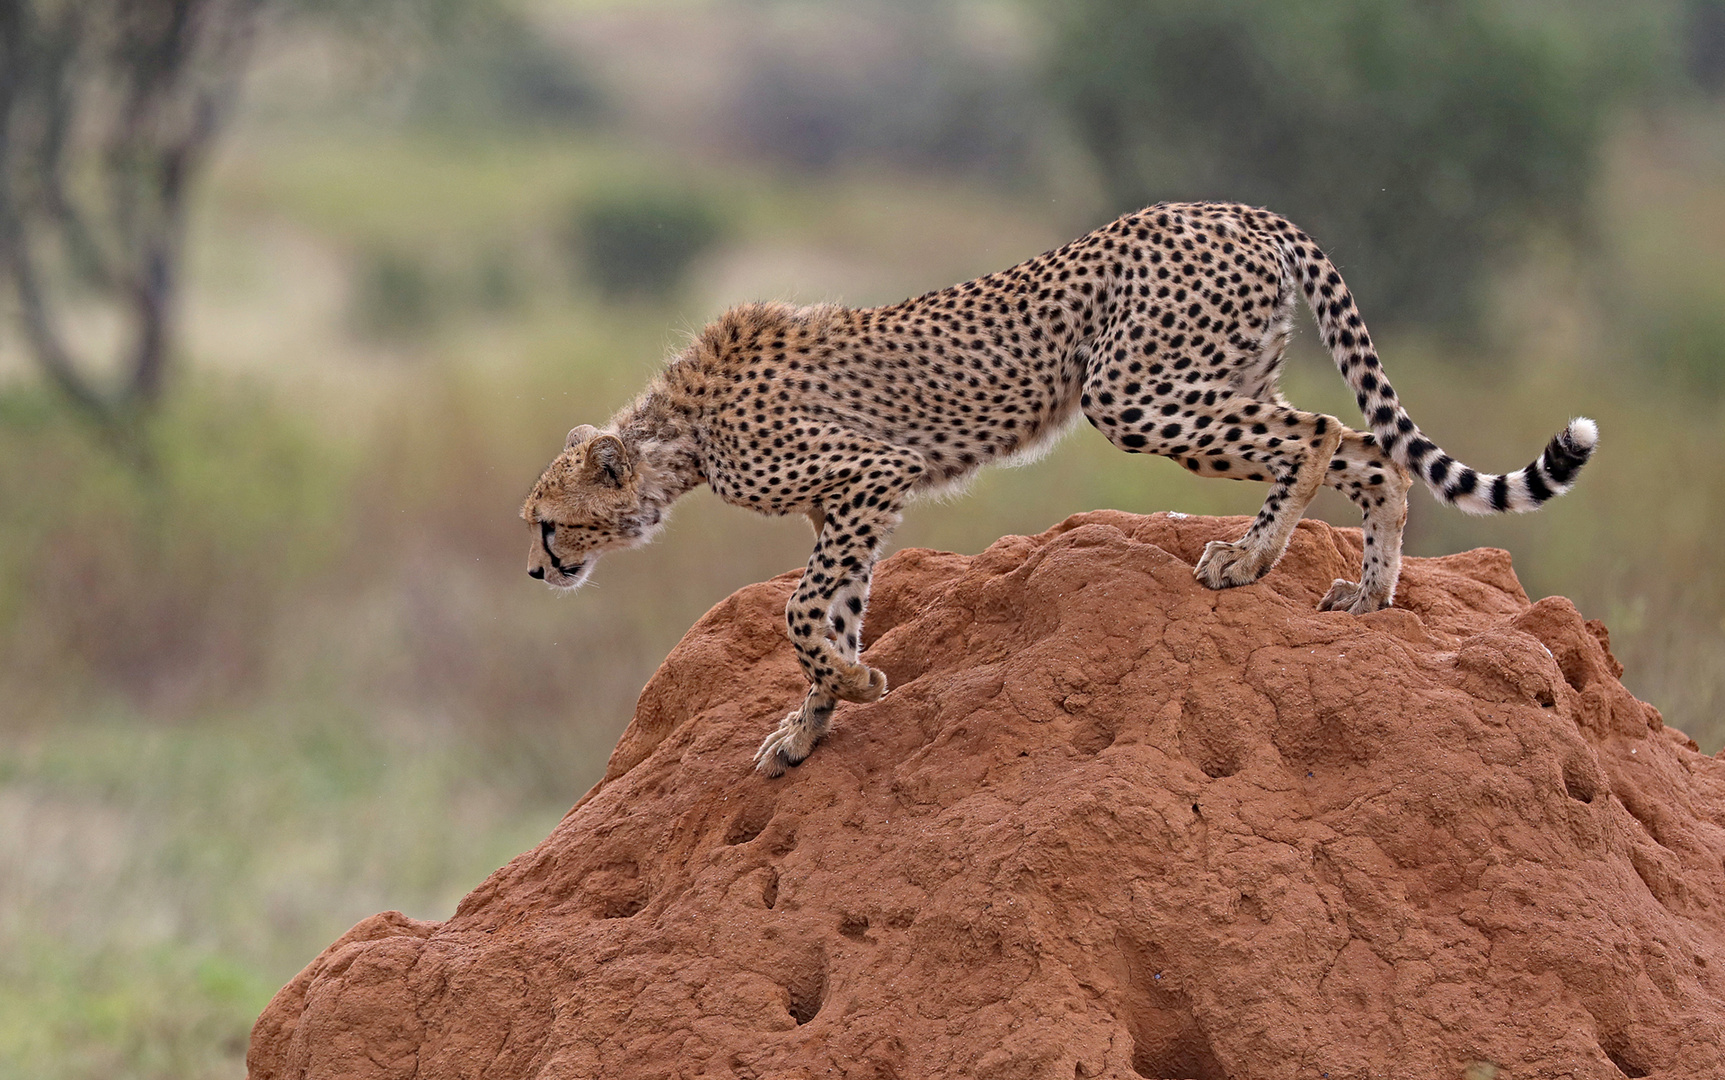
left=528, top=567, right=546, bottom=580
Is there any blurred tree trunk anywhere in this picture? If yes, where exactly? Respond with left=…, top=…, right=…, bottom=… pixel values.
left=0, top=0, right=263, bottom=448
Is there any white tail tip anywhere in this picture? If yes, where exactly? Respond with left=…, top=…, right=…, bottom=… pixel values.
left=1568, top=417, right=1599, bottom=451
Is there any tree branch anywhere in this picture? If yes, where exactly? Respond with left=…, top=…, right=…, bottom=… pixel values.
left=0, top=0, right=265, bottom=445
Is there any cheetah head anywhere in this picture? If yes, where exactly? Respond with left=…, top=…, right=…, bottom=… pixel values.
left=521, top=425, right=664, bottom=590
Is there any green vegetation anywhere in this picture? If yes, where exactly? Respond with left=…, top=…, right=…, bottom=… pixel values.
left=2, top=2, right=1723, bottom=1075
left=570, top=189, right=724, bottom=299
left=1047, top=0, right=1675, bottom=328
left=0, top=709, right=569, bottom=1080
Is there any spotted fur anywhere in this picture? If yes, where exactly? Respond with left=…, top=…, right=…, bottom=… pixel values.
left=522, top=202, right=1597, bottom=775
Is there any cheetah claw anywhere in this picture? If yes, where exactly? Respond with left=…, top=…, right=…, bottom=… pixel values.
left=1318, top=578, right=1391, bottom=615
left=754, top=711, right=820, bottom=777
left=1194, top=539, right=1270, bottom=590
left=831, top=663, right=888, bottom=704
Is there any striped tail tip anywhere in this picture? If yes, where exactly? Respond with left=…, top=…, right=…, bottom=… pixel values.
left=1543, top=417, right=1598, bottom=487
left=1500, top=416, right=1598, bottom=513
left=1435, top=416, right=1598, bottom=515
left=1565, top=417, right=1599, bottom=454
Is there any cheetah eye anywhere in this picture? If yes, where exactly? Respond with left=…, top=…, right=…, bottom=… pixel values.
left=540, top=520, right=556, bottom=542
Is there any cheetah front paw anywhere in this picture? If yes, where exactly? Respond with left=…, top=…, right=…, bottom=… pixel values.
left=1194, top=539, right=1270, bottom=590
left=754, top=711, right=823, bottom=777
left=1318, top=578, right=1391, bottom=614
left=831, top=661, right=888, bottom=704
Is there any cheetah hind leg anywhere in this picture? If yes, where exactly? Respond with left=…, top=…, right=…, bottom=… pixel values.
left=1317, top=431, right=1412, bottom=614
left=1195, top=414, right=1344, bottom=590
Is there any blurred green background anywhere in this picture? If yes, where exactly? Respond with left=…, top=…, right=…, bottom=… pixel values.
left=2, top=0, right=1723, bottom=1075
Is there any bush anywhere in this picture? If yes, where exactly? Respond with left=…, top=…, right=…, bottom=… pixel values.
left=726, top=1, right=1042, bottom=181
left=0, top=384, right=350, bottom=714
left=350, top=248, right=439, bottom=338
left=348, top=245, right=527, bottom=338
left=569, top=192, right=722, bottom=300
left=1046, top=0, right=1671, bottom=328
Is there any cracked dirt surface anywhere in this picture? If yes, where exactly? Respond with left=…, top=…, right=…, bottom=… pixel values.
left=249, top=511, right=1725, bottom=1080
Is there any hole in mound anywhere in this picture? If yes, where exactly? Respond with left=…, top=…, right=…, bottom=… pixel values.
left=724, top=794, right=776, bottom=846
left=838, top=914, right=869, bottom=940
left=1558, top=649, right=1593, bottom=693
left=1127, top=1007, right=1225, bottom=1080
left=1179, top=727, right=1244, bottom=780
left=1628, top=847, right=1679, bottom=910
left=1601, top=1036, right=1650, bottom=1078
left=1620, top=792, right=1669, bottom=847
left=1562, top=754, right=1599, bottom=803
left=761, top=867, right=780, bottom=910
left=1198, top=758, right=1238, bottom=780
left=1272, top=711, right=1371, bottom=772
left=785, top=954, right=826, bottom=1026
left=602, top=894, right=646, bottom=919
left=1071, top=717, right=1117, bottom=756
left=1118, top=938, right=1226, bottom=1080
left=585, top=861, right=647, bottom=919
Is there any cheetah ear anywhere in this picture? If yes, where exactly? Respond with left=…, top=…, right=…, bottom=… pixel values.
left=586, top=434, right=632, bottom=487
left=566, top=424, right=599, bottom=450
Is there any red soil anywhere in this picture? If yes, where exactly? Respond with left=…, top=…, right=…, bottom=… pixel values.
left=250, top=511, right=1725, bottom=1080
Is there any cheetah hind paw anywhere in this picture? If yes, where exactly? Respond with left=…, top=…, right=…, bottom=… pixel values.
left=1318, top=578, right=1391, bottom=615
left=1194, top=539, right=1271, bottom=590
left=754, top=711, right=824, bottom=777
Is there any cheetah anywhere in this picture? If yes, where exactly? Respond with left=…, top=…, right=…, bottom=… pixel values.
left=522, top=202, right=1597, bottom=776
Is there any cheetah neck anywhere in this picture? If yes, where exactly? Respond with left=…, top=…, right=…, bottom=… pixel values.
left=611, top=388, right=706, bottom=516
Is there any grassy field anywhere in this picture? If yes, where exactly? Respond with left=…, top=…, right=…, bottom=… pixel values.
left=2, top=49, right=1723, bottom=1079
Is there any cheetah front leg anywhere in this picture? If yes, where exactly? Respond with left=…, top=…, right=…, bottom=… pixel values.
left=1317, top=429, right=1413, bottom=613
left=755, top=447, right=924, bottom=776
left=1194, top=410, right=1345, bottom=589
left=753, top=564, right=879, bottom=778
left=755, top=532, right=890, bottom=776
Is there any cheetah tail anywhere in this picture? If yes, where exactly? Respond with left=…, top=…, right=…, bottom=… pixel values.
left=1286, top=242, right=1598, bottom=515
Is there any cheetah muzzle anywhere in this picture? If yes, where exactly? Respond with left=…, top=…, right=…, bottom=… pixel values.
left=521, top=201, right=1598, bottom=775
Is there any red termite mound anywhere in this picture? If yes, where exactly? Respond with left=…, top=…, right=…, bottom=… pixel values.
left=250, top=511, right=1725, bottom=1080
